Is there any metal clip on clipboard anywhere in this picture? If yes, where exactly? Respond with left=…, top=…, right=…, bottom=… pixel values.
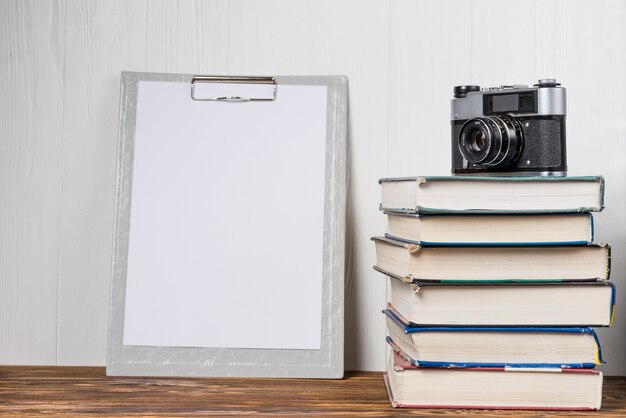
left=190, top=76, right=277, bottom=102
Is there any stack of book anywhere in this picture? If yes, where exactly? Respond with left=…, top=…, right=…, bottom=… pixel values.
left=373, top=175, right=613, bottom=411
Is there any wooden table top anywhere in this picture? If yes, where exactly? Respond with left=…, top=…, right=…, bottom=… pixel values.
left=1, top=367, right=626, bottom=416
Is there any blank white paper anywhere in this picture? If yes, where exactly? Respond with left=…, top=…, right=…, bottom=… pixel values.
left=122, top=80, right=327, bottom=350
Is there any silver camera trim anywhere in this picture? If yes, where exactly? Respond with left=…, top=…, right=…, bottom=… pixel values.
left=455, top=170, right=568, bottom=178
left=451, top=86, right=566, bottom=120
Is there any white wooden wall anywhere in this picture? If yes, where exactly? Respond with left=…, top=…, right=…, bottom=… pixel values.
left=1, top=0, right=625, bottom=374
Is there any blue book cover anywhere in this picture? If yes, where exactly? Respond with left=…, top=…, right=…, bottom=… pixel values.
left=384, top=212, right=594, bottom=247
left=384, top=309, right=603, bottom=369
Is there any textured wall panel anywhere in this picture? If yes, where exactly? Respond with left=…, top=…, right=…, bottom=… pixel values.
left=0, top=0, right=625, bottom=374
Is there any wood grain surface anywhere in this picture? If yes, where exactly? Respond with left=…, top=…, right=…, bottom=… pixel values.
left=0, top=367, right=625, bottom=416
left=0, top=0, right=64, bottom=365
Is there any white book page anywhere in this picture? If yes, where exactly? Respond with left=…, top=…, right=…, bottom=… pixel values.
left=122, top=81, right=327, bottom=350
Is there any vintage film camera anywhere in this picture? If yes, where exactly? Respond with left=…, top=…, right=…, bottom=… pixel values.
left=451, top=79, right=567, bottom=176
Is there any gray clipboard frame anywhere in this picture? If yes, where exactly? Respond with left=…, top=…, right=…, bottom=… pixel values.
left=106, top=72, right=347, bottom=378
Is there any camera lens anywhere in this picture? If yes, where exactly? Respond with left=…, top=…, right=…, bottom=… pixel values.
left=469, top=131, right=487, bottom=152
left=458, top=115, right=523, bottom=167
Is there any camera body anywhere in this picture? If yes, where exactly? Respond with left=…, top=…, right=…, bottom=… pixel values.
left=451, top=79, right=567, bottom=176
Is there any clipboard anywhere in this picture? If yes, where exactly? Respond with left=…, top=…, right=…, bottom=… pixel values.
left=106, top=72, right=347, bottom=378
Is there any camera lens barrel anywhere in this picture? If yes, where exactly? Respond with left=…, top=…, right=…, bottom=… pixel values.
left=458, top=115, right=523, bottom=167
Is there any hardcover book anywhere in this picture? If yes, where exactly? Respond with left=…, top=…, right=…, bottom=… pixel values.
left=386, top=276, right=615, bottom=327
left=385, top=212, right=593, bottom=246
left=384, top=309, right=602, bottom=368
left=379, top=175, right=604, bottom=214
left=372, top=235, right=610, bottom=282
left=384, top=352, right=603, bottom=410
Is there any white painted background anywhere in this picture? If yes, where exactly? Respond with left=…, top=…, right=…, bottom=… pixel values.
left=1, top=0, right=625, bottom=374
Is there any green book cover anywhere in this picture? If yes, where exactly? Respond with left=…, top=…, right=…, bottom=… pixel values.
left=379, top=175, right=604, bottom=214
